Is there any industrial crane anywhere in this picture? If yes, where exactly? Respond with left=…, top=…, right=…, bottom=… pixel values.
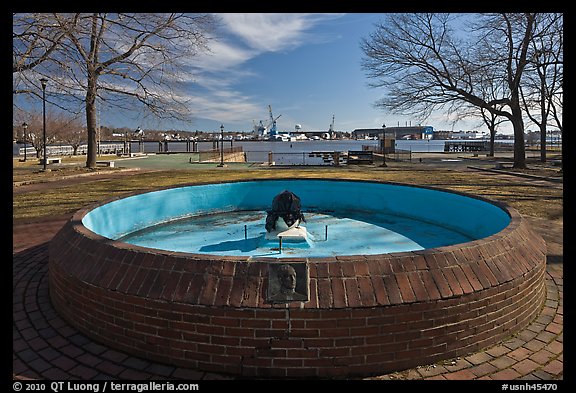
left=267, top=105, right=282, bottom=137
left=322, top=114, right=335, bottom=140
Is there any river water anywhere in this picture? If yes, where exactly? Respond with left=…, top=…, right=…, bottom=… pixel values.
left=14, top=138, right=522, bottom=164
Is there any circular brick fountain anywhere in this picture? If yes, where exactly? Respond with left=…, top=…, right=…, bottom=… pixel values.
left=49, top=179, right=547, bottom=378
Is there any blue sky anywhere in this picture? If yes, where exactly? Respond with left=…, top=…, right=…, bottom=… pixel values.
left=100, top=13, right=485, bottom=133
left=17, top=13, right=559, bottom=136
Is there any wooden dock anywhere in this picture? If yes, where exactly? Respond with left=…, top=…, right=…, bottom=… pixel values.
left=444, top=141, right=488, bottom=152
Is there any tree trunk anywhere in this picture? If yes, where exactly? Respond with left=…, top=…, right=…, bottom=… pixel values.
left=509, top=90, right=526, bottom=169
left=489, top=126, right=496, bottom=157
left=85, top=75, right=98, bottom=168
left=510, top=112, right=526, bottom=169
left=540, top=123, right=547, bottom=163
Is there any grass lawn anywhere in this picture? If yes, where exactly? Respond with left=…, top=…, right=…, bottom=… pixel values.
left=13, top=157, right=562, bottom=223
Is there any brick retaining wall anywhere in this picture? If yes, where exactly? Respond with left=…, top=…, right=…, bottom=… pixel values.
left=49, top=191, right=546, bottom=378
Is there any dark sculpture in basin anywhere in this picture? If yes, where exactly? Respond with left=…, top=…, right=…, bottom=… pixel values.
left=265, top=190, right=306, bottom=232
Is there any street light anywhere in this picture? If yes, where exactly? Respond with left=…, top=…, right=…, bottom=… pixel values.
left=218, top=124, right=227, bottom=167
left=380, top=123, right=387, bottom=167
left=21, top=122, right=28, bottom=162
left=40, top=78, right=48, bottom=171
left=135, top=127, right=144, bottom=153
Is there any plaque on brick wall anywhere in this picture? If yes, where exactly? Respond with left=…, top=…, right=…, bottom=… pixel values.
left=267, top=263, right=309, bottom=303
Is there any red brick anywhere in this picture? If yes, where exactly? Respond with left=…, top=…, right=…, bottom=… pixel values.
left=395, top=348, right=421, bottom=360
left=423, top=253, right=441, bottom=269
left=542, top=359, right=563, bottom=376
left=320, top=347, right=350, bottom=357
left=512, top=358, right=540, bottom=375
left=412, top=254, right=428, bottom=270
left=344, top=278, right=362, bottom=307
left=400, top=255, right=417, bottom=272
left=349, top=326, right=380, bottom=338
left=127, top=268, right=151, bottom=295
left=490, top=368, right=522, bottom=380
left=213, top=277, right=233, bottom=306
left=461, top=264, right=483, bottom=291
left=491, top=254, right=514, bottom=282
left=420, top=271, right=441, bottom=300
left=289, top=328, right=320, bottom=338
left=452, top=266, right=474, bottom=294
left=375, top=258, right=393, bottom=275
left=330, top=278, right=347, bottom=308
left=365, top=351, right=395, bottom=364
left=307, top=278, right=318, bottom=308
left=241, top=318, right=271, bottom=328
left=219, top=261, right=235, bottom=276
left=240, top=276, right=262, bottom=307
left=370, top=275, right=390, bottom=305
left=407, top=271, right=429, bottom=302
left=443, top=369, right=477, bottom=380
left=357, top=276, right=375, bottom=306
left=442, top=267, right=464, bottom=296
left=314, top=263, right=330, bottom=278
left=273, top=358, right=303, bottom=367
left=354, top=260, right=370, bottom=276
left=137, top=269, right=159, bottom=297
left=146, top=270, right=170, bottom=300
left=430, top=270, right=453, bottom=298
left=396, top=272, right=416, bottom=303
left=115, top=264, right=140, bottom=293
left=303, top=358, right=335, bottom=367
left=469, top=262, right=491, bottom=289
left=286, top=348, right=319, bottom=358
left=327, top=262, right=342, bottom=278
left=227, top=276, right=247, bottom=308
left=186, top=274, right=206, bottom=303
left=316, top=279, right=333, bottom=308
left=382, top=275, right=402, bottom=305
left=320, top=326, right=349, bottom=338
left=340, top=261, right=356, bottom=276
left=433, top=253, right=451, bottom=268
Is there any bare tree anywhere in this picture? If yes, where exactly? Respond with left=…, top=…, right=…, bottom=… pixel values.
left=13, top=13, right=217, bottom=168
left=520, top=13, right=563, bottom=162
left=13, top=14, right=66, bottom=86
left=480, top=108, right=508, bottom=157
left=360, top=13, right=543, bottom=168
left=452, top=58, right=510, bottom=157
left=51, top=115, right=85, bottom=155
left=13, top=109, right=78, bottom=158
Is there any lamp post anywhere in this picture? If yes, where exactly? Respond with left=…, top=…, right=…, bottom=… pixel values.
left=136, top=127, right=144, bottom=153
left=218, top=124, right=226, bottom=167
left=380, top=123, right=387, bottom=167
left=21, top=122, right=28, bottom=162
left=40, top=78, right=48, bottom=171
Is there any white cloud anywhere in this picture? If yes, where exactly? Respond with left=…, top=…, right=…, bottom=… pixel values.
left=218, top=13, right=344, bottom=52
left=192, top=40, right=256, bottom=72
left=180, top=13, right=347, bottom=126
left=187, top=92, right=261, bottom=124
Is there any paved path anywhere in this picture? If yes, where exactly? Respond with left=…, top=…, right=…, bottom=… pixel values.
left=13, top=169, right=563, bottom=381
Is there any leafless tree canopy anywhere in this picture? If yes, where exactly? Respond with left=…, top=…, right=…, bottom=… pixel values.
left=360, top=13, right=563, bottom=168
left=361, top=14, right=470, bottom=120
left=13, top=13, right=218, bottom=167
left=14, top=13, right=216, bottom=117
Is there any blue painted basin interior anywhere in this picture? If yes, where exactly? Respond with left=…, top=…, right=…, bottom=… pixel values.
left=82, top=180, right=511, bottom=258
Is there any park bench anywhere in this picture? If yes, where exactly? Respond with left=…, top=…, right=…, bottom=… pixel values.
left=41, top=157, right=62, bottom=165
left=347, top=150, right=373, bottom=165
left=96, top=160, right=115, bottom=167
